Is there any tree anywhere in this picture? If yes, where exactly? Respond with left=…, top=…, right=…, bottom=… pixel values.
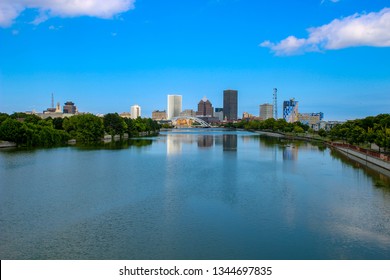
left=293, top=126, right=304, bottom=134
left=53, top=117, right=64, bottom=130
left=0, top=118, right=24, bottom=144
left=103, top=113, right=127, bottom=137
left=348, top=126, right=366, bottom=145
left=0, top=113, right=9, bottom=125
left=318, top=129, right=327, bottom=138
left=63, top=114, right=104, bottom=143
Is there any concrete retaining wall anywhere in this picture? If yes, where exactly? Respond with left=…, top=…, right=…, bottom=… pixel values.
left=0, top=141, right=17, bottom=148
left=333, top=146, right=390, bottom=175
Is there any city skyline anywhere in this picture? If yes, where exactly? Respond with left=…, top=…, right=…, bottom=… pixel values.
left=1, top=0, right=389, bottom=120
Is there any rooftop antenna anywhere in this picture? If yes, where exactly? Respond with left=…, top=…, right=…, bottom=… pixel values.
left=273, top=88, right=278, bottom=119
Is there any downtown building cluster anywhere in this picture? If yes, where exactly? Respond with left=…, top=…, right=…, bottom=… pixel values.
left=150, top=89, right=336, bottom=131
left=151, top=90, right=239, bottom=125
left=31, top=89, right=341, bottom=131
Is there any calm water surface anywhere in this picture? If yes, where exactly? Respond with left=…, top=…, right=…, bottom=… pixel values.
left=1, top=129, right=390, bottom=259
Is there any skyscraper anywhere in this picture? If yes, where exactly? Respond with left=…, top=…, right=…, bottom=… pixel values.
left=131, top=104, right=141, bottom=119
left=196, top=97, right=213, bottom=117
left=260, top=104, right=274, bottom=120
left=223, top=89, right=238, bottom=121
left=283, top=99, right=299, bottom=123
left=167, top=95, right=182, bottom=120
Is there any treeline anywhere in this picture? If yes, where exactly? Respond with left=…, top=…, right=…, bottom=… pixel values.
left=0, top=112, right=160, bottom=147
left=226, top=114, right=390, bottom=152
left=328, top=114, right=390, bottom=152
left=226, top=118, right=310, bottom=134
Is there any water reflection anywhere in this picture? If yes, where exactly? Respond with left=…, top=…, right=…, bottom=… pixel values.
left=2, top=128, right=390, bottom=259
left=197, top=135, right=213, bottom=148
left=164, top=131, right=239, bottom=154
left=223, top=134, right=237, bottom=152
left=330, top=149, right=390, bottom=189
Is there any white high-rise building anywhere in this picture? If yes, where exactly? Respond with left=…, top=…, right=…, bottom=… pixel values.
left=167, top=95, right=182, bottom=120
left=131, top=104, right=141, bottom=119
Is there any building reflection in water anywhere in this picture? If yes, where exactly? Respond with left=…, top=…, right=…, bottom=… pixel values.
left=165, top=131, right=238, bottom=154
left=167, top=134, right=182, bottom=155
left=283, top=145, right=298, bottom=161
left=197, top=135, right=214, bottom=148
left=223, top=134, right=237, bottom=152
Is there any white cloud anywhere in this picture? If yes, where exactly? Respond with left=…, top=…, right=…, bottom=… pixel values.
left=260, top=7, right=390, bottom=56
left=0, top=0, right=136, bottom=27
left=48, top=25, right=62, bottom=31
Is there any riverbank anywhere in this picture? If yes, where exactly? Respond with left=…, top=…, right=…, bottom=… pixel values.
left=330, top=143, right=390, bottom=175
left=252, top=130, right=324, bottom=142
left=252, top=129, right=390, bottom=173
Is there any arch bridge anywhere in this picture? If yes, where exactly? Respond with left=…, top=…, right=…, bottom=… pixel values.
left=171, top=116, right=211, bottom=128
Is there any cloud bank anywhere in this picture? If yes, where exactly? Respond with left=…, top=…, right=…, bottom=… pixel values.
left=0, top=0, right=136, bottom=27
left=260, top=7, right=390, bottom=56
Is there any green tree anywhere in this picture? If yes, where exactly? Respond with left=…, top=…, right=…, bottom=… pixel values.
left=348, top=126, right=366, bottom=145
left=63, top=114, right=104, bottom=143
left=318, top=128, right=327, bottom=138
left=103, top=113, right=127, bottom=137
left=53, top=117, right=64, bottom=130
left=0, top=113, right=9, bottom=125
left=293, top=125, right=305, bottom=134
left=0, top=118, right=24, bottom=144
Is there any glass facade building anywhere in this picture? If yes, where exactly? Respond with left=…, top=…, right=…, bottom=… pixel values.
left=223, top=90, right=238, bottom=121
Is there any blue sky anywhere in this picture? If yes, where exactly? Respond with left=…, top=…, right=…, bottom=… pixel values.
left=0, top=0, right=389, bottom=120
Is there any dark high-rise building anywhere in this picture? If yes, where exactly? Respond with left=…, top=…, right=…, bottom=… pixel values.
left=223, top=89, right=238, bottom=121
left=196, top=97, right=213, bottom=117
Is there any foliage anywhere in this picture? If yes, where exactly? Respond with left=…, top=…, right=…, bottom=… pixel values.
left=124, top=117, right=160, bottom=136
left=103, top=113, right=127, bottom=136
left=329, top=114, right=390, bottom=151
left=227, top=118, right=310, bottom=134
left=318, top=129, right=327, bottom=137
left=63, top=114, right=104, bottom=143
left=0, top=111, right=160, bottom=147
left=0, top=117, right=69, bottom=146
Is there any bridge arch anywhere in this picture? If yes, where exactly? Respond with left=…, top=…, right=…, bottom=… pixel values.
left=171, top=116, right=211, bottom=128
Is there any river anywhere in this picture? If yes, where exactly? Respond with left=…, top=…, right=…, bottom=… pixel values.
left=1, top=128, right=389, bottom=259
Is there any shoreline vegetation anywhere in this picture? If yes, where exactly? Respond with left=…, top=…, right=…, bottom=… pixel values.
left=0, top=112, right=160, bottom=147
left=1, top=111, right=389, bottom=171
left=226, top=114, right=390, bottom=172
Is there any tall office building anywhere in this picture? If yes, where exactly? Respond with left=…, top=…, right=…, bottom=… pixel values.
left=167, top=95, right=182, bottom=120
left=196, top=97, right=213, bottom=117
left=283, top=99, right=299, bottom=123
left=131, top=104, right=141, bottom=119
left=260, top=104, right=274, bottom=120
left=223, top=89, right=238, bottom=121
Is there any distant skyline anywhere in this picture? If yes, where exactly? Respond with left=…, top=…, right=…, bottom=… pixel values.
left=1, top=0, right=389, bottom=120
